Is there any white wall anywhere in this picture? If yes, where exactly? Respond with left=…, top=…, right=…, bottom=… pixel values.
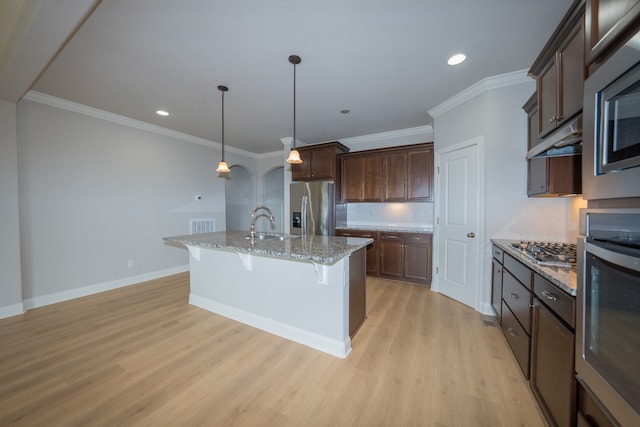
left=0, top=100, right=24, bottom=317
left=431, top=72, right=578, bottom=313
left=16, top=99, right=258, bottom=307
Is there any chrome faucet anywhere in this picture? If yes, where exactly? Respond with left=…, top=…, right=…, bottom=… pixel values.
left=249, top=205, right=276, bottom=238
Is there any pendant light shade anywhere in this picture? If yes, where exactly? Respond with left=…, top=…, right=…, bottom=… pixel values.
left=216, top=85, right=231, bottom=173
left=286, top=55, right=303, bottom=164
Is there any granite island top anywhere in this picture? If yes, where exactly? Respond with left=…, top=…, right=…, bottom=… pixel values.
left=491, top=239, right=577, bottom=296
left=163, top=231, right=373, bottom=266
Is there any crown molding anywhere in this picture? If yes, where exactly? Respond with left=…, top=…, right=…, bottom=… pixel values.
left=337, top=125, right=433, bottom=147
left=428, top=69, right=532, bottom=118
left=22, top=91, right=257, bottom=158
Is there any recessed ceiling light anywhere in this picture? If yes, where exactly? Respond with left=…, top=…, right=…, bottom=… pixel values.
left=340, top=109, right=350, bottom=114
left=156, top=110, right=169, bottom=116
left=447, top=53, right=466, bottom=66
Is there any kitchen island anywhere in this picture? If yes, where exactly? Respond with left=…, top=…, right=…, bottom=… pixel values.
left=163, top=231, right=372, bottom=358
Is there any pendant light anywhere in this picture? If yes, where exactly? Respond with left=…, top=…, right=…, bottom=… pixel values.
left=216, top=85, right=231, bottom=173
left=286, top=55, right=303, bottom=164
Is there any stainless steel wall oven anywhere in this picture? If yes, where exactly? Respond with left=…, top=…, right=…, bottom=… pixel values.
left=583, top=32, right=640, bottom=200
left=577, top=209, right=640, bottom=426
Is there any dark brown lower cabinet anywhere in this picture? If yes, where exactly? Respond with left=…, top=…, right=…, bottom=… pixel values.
left=491, top=257, right=503, bottom=323
left=404, top=242, right=430, bottom=283
left=380, top=232, right=432, bottom=285
left=348, top=248, right=366, bottom=338
left=531, top=298, right=576, bottom=427
left=380, top=235, right=404, bottom=278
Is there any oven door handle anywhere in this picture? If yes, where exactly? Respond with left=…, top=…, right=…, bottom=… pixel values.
left=585, top=241, right=640, bottom=273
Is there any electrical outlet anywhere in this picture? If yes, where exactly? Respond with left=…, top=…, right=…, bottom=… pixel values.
left=127, top=259, right=134, bottom=268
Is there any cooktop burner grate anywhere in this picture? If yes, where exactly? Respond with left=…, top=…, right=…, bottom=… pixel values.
left=510, top=241, right=577, bottom=267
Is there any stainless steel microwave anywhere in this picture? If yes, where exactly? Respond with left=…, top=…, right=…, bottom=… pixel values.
left=583, top=32, right=640, bottom=200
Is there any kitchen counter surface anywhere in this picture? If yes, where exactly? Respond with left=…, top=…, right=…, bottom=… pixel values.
left=164, top=231, right=372, bottom=266
left=491, top=239, right=576, bottom=296
left=336, top=225, right=433, bottom=233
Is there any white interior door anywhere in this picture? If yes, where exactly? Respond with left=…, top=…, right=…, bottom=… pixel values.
left=436, top=142, right=479, bottom=309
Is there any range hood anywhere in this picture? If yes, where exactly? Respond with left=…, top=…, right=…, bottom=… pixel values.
left=526, top=115, right=582, bottom=159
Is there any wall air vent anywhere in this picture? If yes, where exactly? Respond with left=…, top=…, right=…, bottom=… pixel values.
left=189, top=219, right=215, bottom=234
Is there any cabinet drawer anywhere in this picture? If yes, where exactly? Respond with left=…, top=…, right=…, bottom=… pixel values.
left=502, top=270, right=533, bottom=334
left=504, top=253, right=533, bottom=290
left=404, top=233, right=431, bottom=244
left=501, top=301, right=531, bottom=379
left=533, top=273, right=575, bottom=329
left=492, top=245, right=504, bottom=263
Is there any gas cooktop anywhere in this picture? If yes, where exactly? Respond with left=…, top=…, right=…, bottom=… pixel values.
left=510, top=241, right=577, bottom=267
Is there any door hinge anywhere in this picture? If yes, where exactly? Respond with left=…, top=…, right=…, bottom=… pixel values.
left=436, top=266, right=438, bottom=274
left=436, top=217, right=439, bottom=225
left=436, top=166, right=440, bottom=174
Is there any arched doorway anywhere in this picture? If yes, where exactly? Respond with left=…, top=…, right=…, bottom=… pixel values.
left=263, top=166, right=284, bottom=233
left=225, top=165, right=253, bottom=231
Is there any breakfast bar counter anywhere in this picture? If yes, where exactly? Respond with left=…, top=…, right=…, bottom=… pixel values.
left=164, top=231, right=372, bottom=358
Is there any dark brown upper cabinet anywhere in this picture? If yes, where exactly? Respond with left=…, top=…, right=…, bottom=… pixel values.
left=291, top=141, right=349, bottom=182
left=585, top=0, right=640, bottom=67
left=529, top=1, right=585, bottom=139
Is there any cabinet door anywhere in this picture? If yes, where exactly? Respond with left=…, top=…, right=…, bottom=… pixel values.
left=407, top=147, right=433, bottom=201
left=380, top=235, right=403, bottom=278
left=384, top=152, right=406, bottom=201
left=404, top=242, right=430, bottom=285
left=528, top=158, right=549, bottom=196
left=341, top=156, right=364, bottom=201
left=531, top=299, right=576, bottom=427
left=529, top=156, right=581, bottom=197
left=538, top=61, right=558, bottom=137
left=309, top=145, right=335, bottom=180
left=291, top=148, right=312, bottom=181
left=362, top=154, right=383, bottom=201
left=491, top=258, right=503, bottom=322
left=358, top=231, right=379, bottom=276
left=586, top=0, right=640, bottom=63
left=559, top=25, right=585, bottom=123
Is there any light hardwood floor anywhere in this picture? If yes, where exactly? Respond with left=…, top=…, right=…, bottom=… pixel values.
left=0, top=273, right=546, bottom=426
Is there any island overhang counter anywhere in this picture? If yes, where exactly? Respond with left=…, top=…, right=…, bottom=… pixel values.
left=163, top=231, right=372, bottom=358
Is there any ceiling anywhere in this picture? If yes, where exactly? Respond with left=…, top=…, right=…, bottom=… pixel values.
left=1, top=0, right=574, bottom=154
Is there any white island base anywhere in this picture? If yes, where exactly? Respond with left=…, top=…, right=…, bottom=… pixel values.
left=187, top=245, right=359, bottom=358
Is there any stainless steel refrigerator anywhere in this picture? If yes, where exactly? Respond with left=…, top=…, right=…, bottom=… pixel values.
left=290, top=181, right=335, bottom=236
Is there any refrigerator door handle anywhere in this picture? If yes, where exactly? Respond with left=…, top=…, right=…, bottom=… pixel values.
left=301, top=194, right=308, bottom=238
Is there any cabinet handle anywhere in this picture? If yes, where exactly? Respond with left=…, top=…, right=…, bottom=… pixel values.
left=509, top=292, right=519, bottom=300
left=494, top=250, right=501, bottom=257
left=362, top=234, right=372, bottom=237
left=386, top=235, right=398, bottom=239
left=541, top=290, right=557, bottom=302
left=507, top=328, right=518, bottom=337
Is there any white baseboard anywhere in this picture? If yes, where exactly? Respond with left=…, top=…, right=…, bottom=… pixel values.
left=0, top=303, right=25, bottom=319
left=476, top=301, right=494, bottom=316
left=23, top=265, right=189, bottom=310
left=189, top=294, right=352, bottom=359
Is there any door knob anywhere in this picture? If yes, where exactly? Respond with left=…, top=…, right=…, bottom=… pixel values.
left=467, top=232, right=475, bottom=238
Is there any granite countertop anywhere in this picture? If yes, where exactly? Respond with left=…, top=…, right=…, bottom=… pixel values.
left=163, top=231, right=373, bottom=266
left=491, top=239, right=577, bottom=296
left=336, top=225, right=433, bottom=233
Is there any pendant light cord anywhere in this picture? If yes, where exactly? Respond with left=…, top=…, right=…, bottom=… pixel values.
left=221, top=88, right=225, bottom=160
left=292, top=60, right=296, bottom=150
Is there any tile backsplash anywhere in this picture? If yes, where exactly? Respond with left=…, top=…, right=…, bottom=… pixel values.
left=344, top=202, right=434, bottom=229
